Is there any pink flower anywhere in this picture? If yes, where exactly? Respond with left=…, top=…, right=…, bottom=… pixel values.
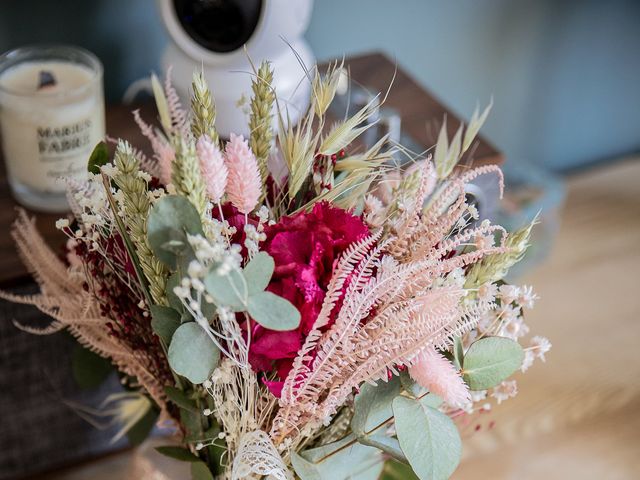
left=409, top=346, right=470, bottom=408
left=248, top=201, right=369, bottom=396
left=224, top=133, right=261, bottom=214
left=196, top=135, right=227, bottom=203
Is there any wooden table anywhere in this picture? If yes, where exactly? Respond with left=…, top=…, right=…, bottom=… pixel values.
left=453, top=158, right=640, bottom=479
left=30, top=157, right=640, bottom=480
left=2, top=52, right=502, bottom=480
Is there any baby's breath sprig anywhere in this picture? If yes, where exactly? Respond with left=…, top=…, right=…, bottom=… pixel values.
left=112, top=140, right=167, bottom=305
left=172, top=138, right=208, bottom=220
left=191, top=71, right=219, bottom=145
left=249, top=61, right=275, bottom=187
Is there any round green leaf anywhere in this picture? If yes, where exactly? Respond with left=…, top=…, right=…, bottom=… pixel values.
left=150, top=305, right=181, bottom=345
left=462, top=336, right=524, bottom=390
left=166, top=272, right=184, bottom=311
left=242, top=252, right=275, bottom=295
left=168, top=322, right=220, bottom=384
left=293, top=434, right=384, bottom=480
left=87, top=141, right=109, bottom=174
left=204, top=268, right=248, bottom=310
left=392, top=396, right=461, bottom=480
left=247, top=291, right=301, bottom=331
left=352, top=375, right=400, bottom=435
left=147, top=195, right=204, bottom=269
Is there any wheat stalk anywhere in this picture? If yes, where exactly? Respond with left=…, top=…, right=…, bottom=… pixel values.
left=172, top=138, right=208, bottom=219
left=113, top=141, right=167, bottom=305
left=249, top=61, right=275, bottom=187
left=191, top=71, right=219, bottom=145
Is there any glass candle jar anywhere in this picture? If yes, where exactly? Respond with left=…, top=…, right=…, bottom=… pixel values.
left=0, top=45, right=105, bottom=212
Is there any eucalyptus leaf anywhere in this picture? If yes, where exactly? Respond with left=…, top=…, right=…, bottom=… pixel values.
left=147, top=195, right=204, bottom=269
left=358, top=434, right=406, bottom=462
left=247, top=291, right=301, bottom=331
left=204, top=268, right=247, bottom=310
left=243, top=251, right=275, bottom=295
left=453, top=337, right=464, bottom=370
left=191, top=461, right=214, bottom=480
left=87, top=141, right=109, bottom=175
left=393, top=396, right=461, bottom=480
left=168, top=322, right=220, bottom=384
left=180, top=407, right=203, bottom=440
left=155, top=445, right=200, bottom=462
left=462, top=336, right=524, bottom=390
left=164, top=386, right=198, bottom=413
left=399, top=370, right=426, bottom=399
left=419, top=393, right=444, bottom=409
left=352, top=376, right=400, bottom=435
left=166, top=272, right=184, bottom=311
left=150, top=305, right=181, bottom=345
left=294, top=434, right=384, bottom=480
left=200, top=295, right=217, bottom=321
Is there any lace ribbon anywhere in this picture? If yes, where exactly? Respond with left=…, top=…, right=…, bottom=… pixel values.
left=231, top=430, right=292, bottom=480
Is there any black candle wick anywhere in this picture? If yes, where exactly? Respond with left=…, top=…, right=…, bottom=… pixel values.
left=38, top=70, right=57, bottom=89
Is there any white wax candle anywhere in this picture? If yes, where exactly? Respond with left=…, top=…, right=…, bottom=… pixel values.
left=0, top=48, right=105, bottom=212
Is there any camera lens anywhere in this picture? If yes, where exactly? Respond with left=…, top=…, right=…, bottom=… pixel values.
left=173, top=0, right=263, bottom=53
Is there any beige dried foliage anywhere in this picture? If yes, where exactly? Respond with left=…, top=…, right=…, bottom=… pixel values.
left=0, top=211, right=170, bottom=419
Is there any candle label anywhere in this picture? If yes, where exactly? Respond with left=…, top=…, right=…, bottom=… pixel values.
left=37, top=119, right=93, bottom=157
left=32, top=118, right=96, bottom=182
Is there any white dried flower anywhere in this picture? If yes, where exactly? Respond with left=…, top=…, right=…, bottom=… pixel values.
left=477, top=282, right=498, bottom=303
left=518, top=285, right=538, bottom=309
left=521, top=349, right=535, bottom=372
left=498, top=284, right=520, bottom=305
left=530, top=335, right=551, bottom=361
left=491, top=380, right=518, bottom=404
left=100, top=163, right=119, bottom=177
left=475, top=234, right=494, bottom=250
left=55, top=218, right=70, bottom=229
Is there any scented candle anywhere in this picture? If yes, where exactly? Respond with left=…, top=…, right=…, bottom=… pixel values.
left=0, top=45, right=105, bottom=212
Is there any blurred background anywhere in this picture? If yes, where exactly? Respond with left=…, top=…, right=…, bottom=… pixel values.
left=0, top=1, right=638, bottom=479
left=1, top=0, right=638, bottom=171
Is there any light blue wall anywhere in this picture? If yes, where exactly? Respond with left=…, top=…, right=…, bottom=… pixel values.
left=306, top=0, right=640, bottom=171
left=0, top=1, right=167, bottom=104
left=0, top=0, right=638, bottom=171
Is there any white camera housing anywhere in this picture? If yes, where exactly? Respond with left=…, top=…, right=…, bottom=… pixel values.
left=157, top=0, right=315, bottom=137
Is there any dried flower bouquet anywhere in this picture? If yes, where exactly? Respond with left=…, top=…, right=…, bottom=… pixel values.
left=4, top=60, right=550, bottom=480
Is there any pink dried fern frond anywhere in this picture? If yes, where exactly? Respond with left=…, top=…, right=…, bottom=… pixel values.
left=132, top=109, right=175, bottom=184
left=224, top=133, right=262, bottom=214
left=164, top=66, right=190, bottom=137
left=280, top=231, right=383, bottom=405
left=409, top=346, right=470, bottom=408
left=0, top=211, right=171, bottom=421
left=196, top=134, right=228, bottom=204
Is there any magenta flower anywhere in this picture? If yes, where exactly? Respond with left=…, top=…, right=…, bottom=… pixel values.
left=248, top=201, right=369, bottom=396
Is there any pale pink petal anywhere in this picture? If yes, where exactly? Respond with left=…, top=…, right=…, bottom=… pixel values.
left=224, top=133, right=261, bottom=214
left=196, top=135, right=227, bottom=203
left=157, top=142, right=175, bottom=186
left=409, top=346, right=470, bottom=408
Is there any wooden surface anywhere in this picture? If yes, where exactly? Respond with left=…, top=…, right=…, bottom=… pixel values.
left=0, top=52, right=501, bottom=287
left=454, top=158, right=640, bottom=479
left=29, top=157, right=640, bottom=479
